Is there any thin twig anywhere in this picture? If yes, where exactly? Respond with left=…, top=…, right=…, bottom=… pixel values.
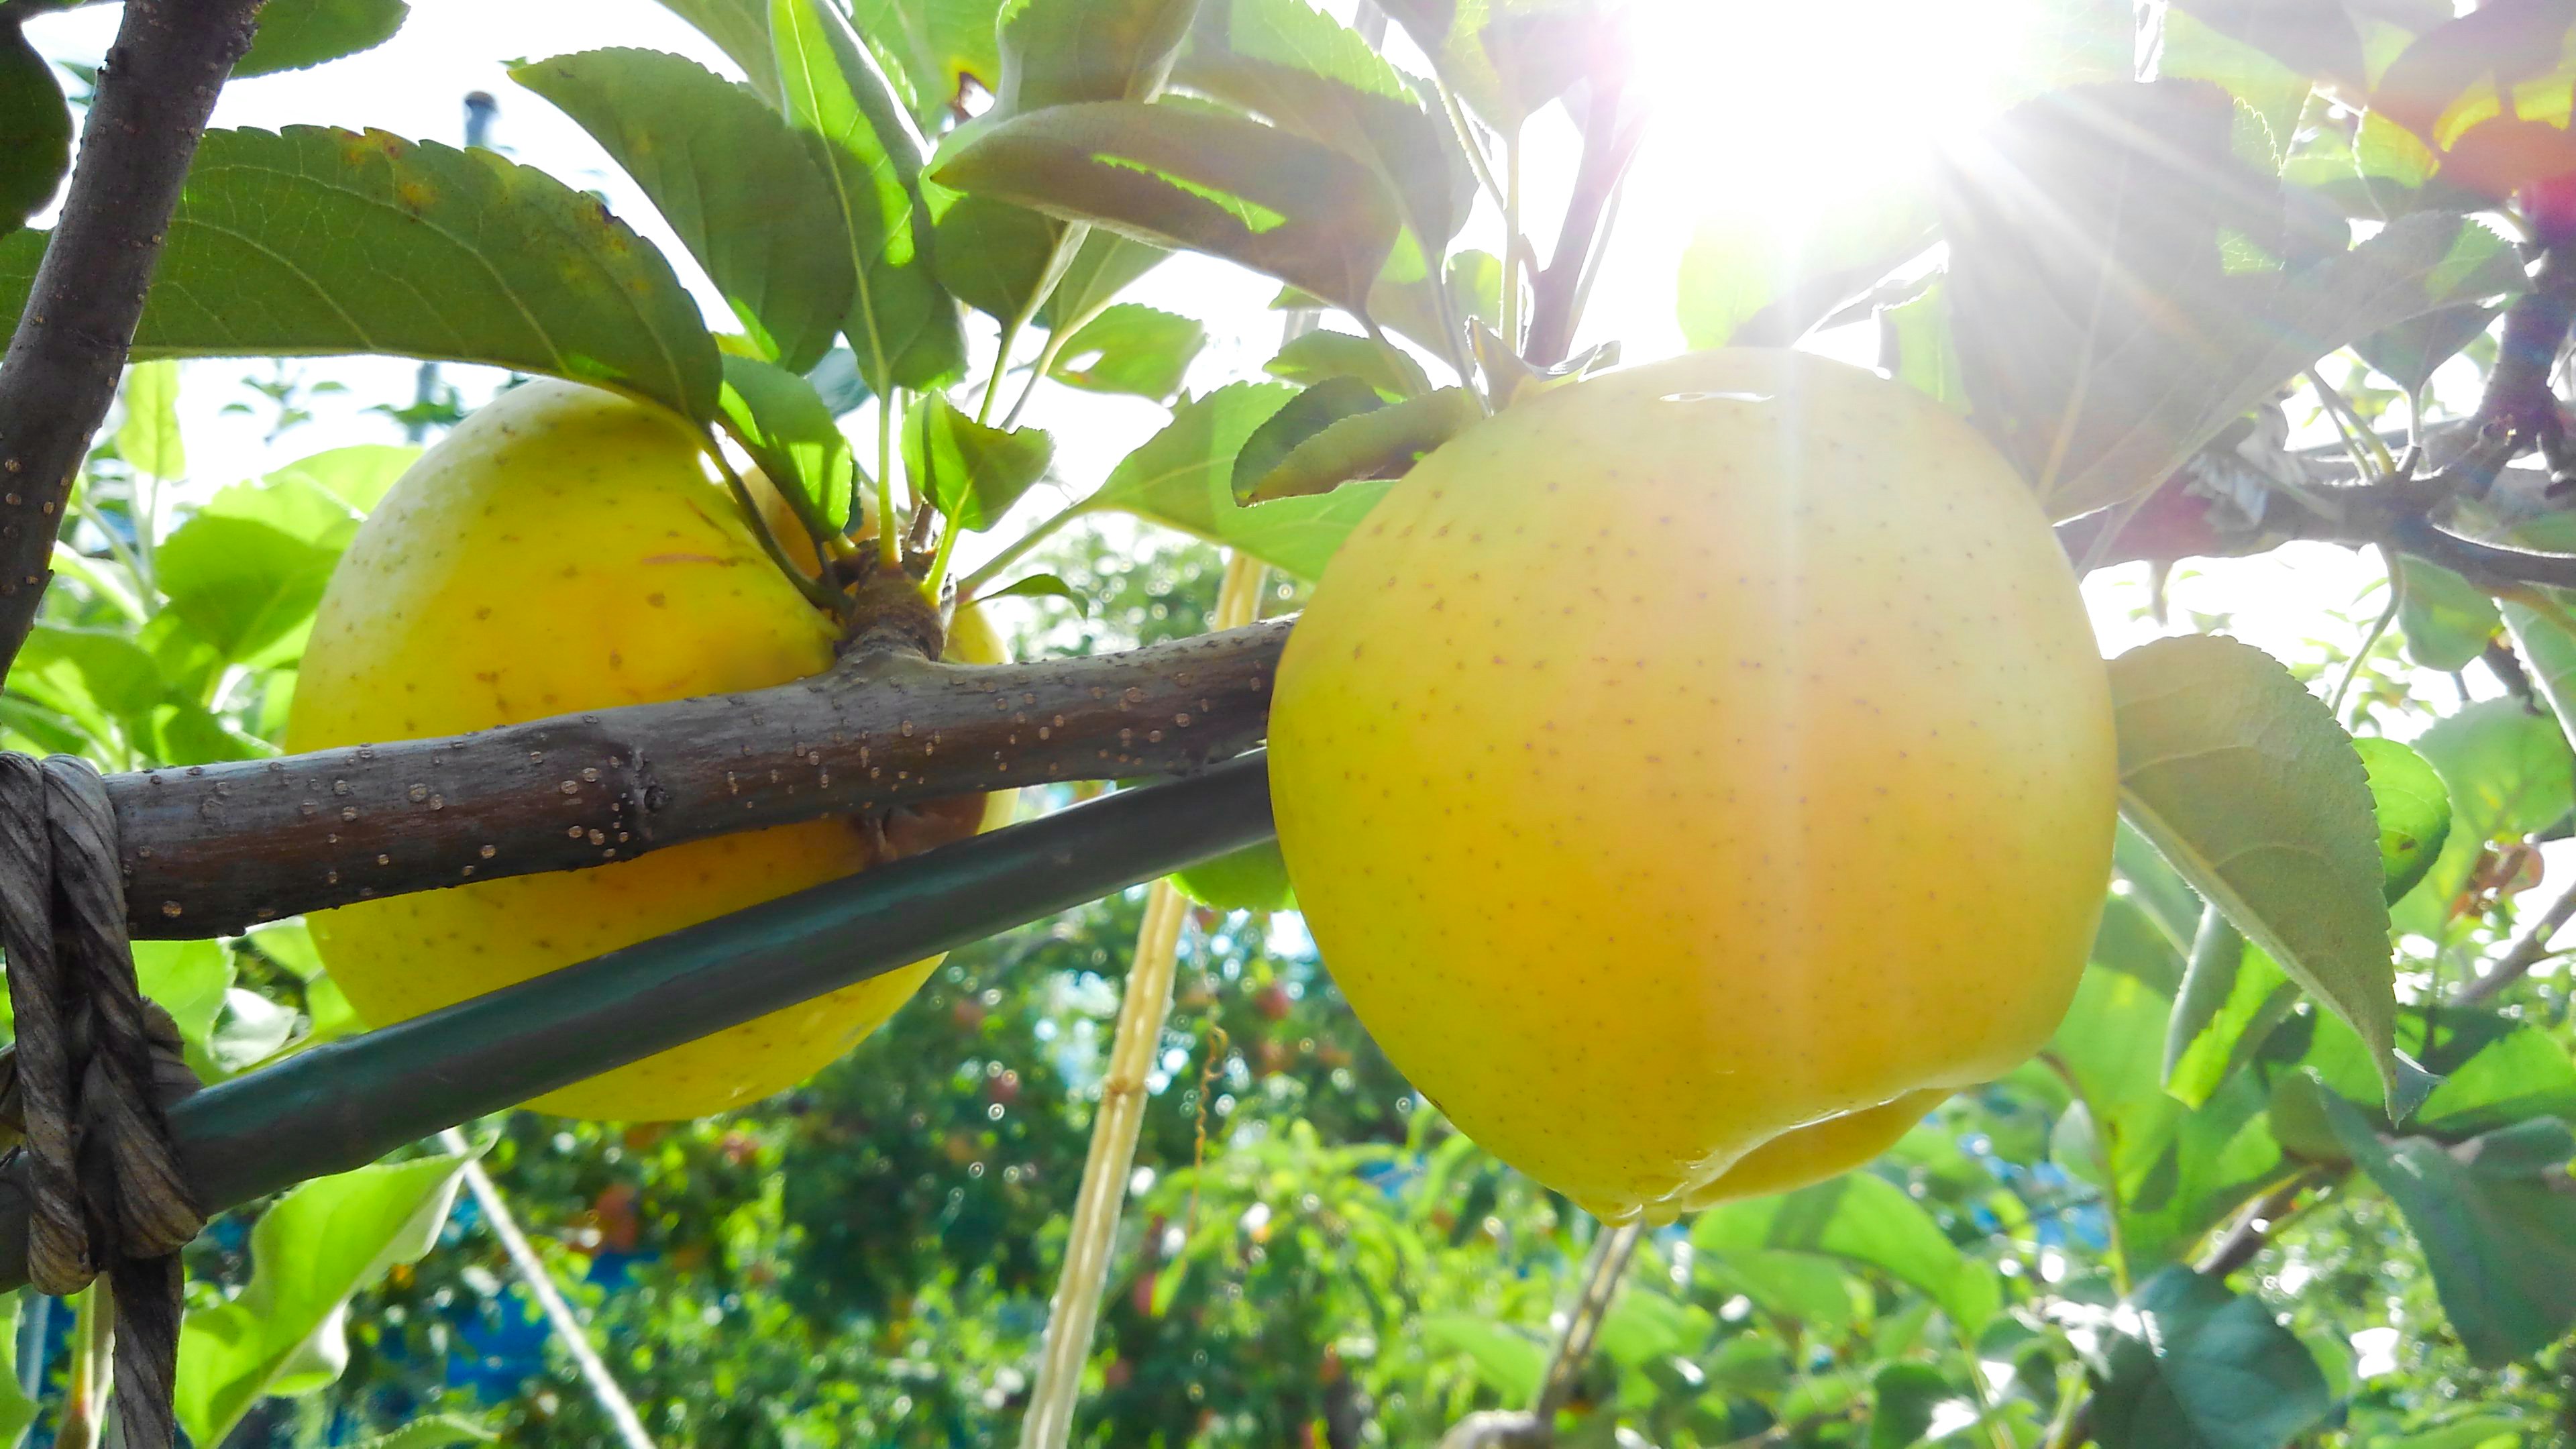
left=2459, top=882, right=2576, bottom=1004
left=1524, top=83, right=1643, bottom=369
left=0, top=0, right=269, bottom=677
left=437, top=1130, right=655, bottom=1449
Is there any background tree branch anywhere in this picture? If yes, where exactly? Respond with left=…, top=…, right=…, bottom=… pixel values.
left=0, top=0, right=266, bottom=676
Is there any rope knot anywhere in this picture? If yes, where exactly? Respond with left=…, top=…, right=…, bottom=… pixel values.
left=0, top=753, right=205, bottom=1449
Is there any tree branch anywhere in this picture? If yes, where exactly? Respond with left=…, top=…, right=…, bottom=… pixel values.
left=107, top=621, right=1287, bottom=938
left=1521, top=81, right=1640, bottom=370
left=2459, top=881, right=2576, bottom=1005
left=0, top=0, right=267, bottom=677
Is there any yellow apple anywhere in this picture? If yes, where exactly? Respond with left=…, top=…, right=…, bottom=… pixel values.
left=1267, top=349, right=2116, bottom=1222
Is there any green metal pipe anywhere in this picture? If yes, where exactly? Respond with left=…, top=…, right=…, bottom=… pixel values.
left=0, top=754, right=1277, bottom=1291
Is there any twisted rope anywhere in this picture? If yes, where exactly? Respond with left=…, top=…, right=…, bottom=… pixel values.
left=0, top=755, right=203, bottom=1449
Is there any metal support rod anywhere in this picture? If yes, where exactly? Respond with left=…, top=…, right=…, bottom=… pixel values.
left=0, top=755, right=1278, bottom=1292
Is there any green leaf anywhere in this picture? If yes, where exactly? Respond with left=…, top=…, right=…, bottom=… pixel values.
left=933, top=99, right=1399, bottom=318
left=1179, top=0, right=1472, bottom=252
left=2095, top=892, right=2188, bottom=996
left=903, top=392, right=1052, bottom=531
left=996, top=0, right=1197, bottom=114
left=1593, top=1284, right=1711, bottom=1370
left=234, top=0, right=409, bottom=77
left=157, top=474, right=362, bottom=669
left=2090, top=1267, right=2334, bottom=1449
left=0, top=23, right=70, bottom=235
left=176, top=1152, right=472, bottom=1446
left=1171, top=839, right=1293, bottom=912
left=1230, top=375, right=1383, bottom=498
left=1088, top=381, right=1390, bottom=578
left=651, top=0, right=783, bottom=105
left=1705, top=1248, right=1862, bottom=1332
left=349, top=1417, right=498, bottom=1449
left=2355, top=736, right=2451, bottom=903
left=2398, top=697, right=2574, bottom=936
left=1266, top=328, right=1432, bottom=400
left=2051, top=965, right=2295, bottom=1272
left=976, top=572, right=1087, bottom=614
left=1693, top=1171, right=2000, bottom=1331
left=2382, top=1419, right=2530, bottom=1449
left=720, top=354, right=855, bottom=535
left=263, top=443, right=419, bottom=516
left=1879, top=279, right=1969, bottom=413
left=1381, top=0, right=1605, bottom=130
left=2395, top=555, right=2501, bottom=671
left=849, top=0, right=1006, bottom=119
left=133, top=939, right=235, bottom=1068
left=2165, top=910, right=2300, bottom=1109
left=930, top=193, right=1169, bottom=327
left=0, top=129, right=722, bottom=423
left=2110, top=633, right=2403, bottom=1108
left=1236, top=386, right=1479, bottom=502
left=1677, top=182, right=1937, bottom=349
left=115, top=360, right=186, bottom=482
left=2154, top=7, right=2313, bottom=170
left=2323, top=1094, right=2576, bottom=1368
left=773, top=0, right=967, bottom=392
left=1870, top=1361, right=1965, bottom=1449
left=2415, top=1024, right=2576, bottom=1140
left=2356, top=303, right=2506, bottom=396
left=208, top=987, right=303, bottom=1076
left=514, top=48, right=858, bottom=374
left=1941, top=80, right=2526, bottom=520
left=1050, top=303, right=1203, bottom=399
left=1421, top=1313, right=1546, bottom=1401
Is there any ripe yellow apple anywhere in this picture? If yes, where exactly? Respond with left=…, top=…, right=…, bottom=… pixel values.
left=1267, top=349, right=2116, bottom=1223
left=288, top=378, right=1000, bottom=1121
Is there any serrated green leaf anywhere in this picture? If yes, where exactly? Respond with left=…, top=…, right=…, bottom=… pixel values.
left=651, top=0, right=782, bottom=105
left=996, top=0, right=1197, bottom=114
left=2355, top=735, right=2451, bottom=902
left=0, top=128, right=722, bottom=422
left=2155, top=7, right=2312, bottom=170
left=176, top=1152, right=472, bottom=1446
left=773, top=0, right=967, bottom=392
left=2416, top=1023, right=2576, bottom=1139
left=0, top=23, right=69, bottom=235
left=1050, top=302, right=1203, bottom=399
left=720, top=353, right=855, bottom=535
left=515, top=48, right=857, bottom=374
left=934, top=100, right=1399, bottom=317
left=114, top=360, right=186, bottom=482
left=2091, top=1267, right=2334, bottom=1449
left=208, top=986, right=303, bottom=1075
left=158, top=474, right=360, bottom=668
left=1693, top=1171, right=2000, bottom=1331
left=2395, top=553, right=2500, bottom=670
left=2324, top=1094, right=2576, bottom=1368
left=1237, top=385, right=1478, bottom=502
left=2357, top=303, right=2505, bottom=396
left=2111, top=634, right=2400, bottom=1107
left=1180, top=0, right=1471, bottom=250
left=904, top=392, right=1052, bottom=531
left=234, top=0, right=409, bottom=77
left=263, top=443, right=419, bottom=517
left=1266, top=327, right=1432, bottom=399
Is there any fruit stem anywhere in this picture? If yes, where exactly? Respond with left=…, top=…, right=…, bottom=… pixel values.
left=1501, top=119, right=1526, bottom=354
left=1016, top=554, right=1269, bottom=1449
left=708, top=447, right=850, bottom=621
left=958, top=496, right=1090, bottom=599
left=920, top=511, right=963, bottom=607
left=875, top=393, right=902, bottom=572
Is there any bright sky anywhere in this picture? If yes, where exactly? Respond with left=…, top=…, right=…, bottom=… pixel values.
left=23, top=0, right=2404, bottom=672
